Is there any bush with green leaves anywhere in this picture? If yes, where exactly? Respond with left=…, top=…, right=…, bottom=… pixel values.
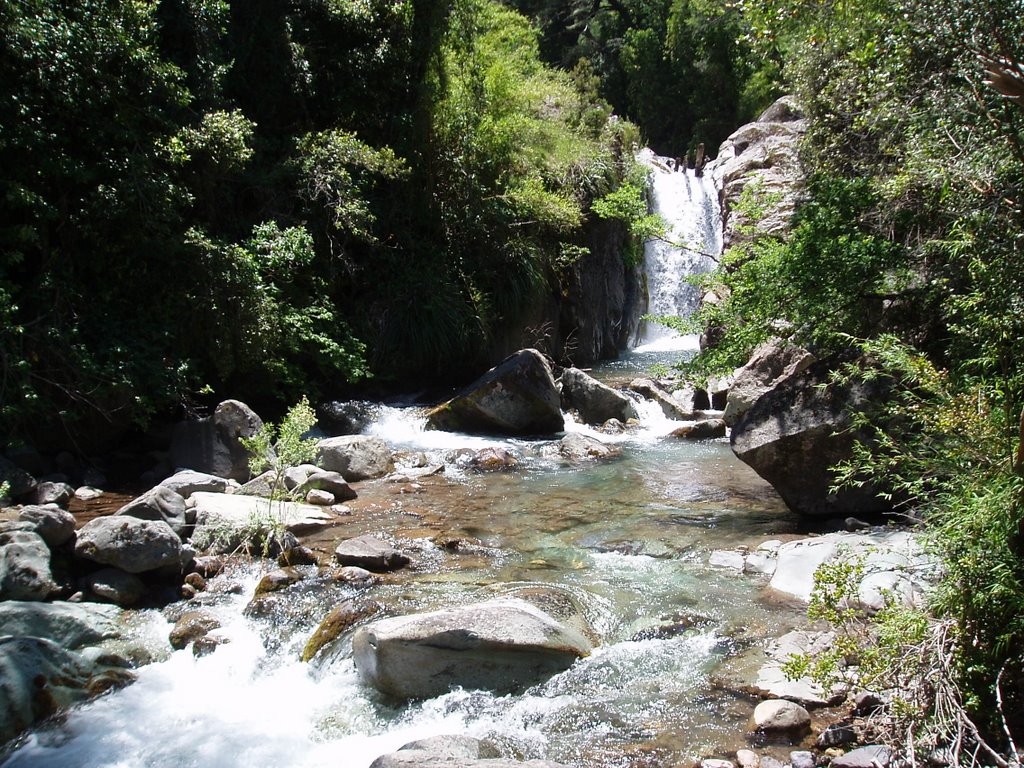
left=807, top=337, right=1024, bottom=759
left=242, top=397, right=319, bottom=492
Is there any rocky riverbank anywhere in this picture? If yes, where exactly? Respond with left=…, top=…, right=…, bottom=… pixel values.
left=1, top=349, right=924, bottom=766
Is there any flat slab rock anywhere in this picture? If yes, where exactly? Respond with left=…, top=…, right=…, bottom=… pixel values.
left=353, top=597, right=593, bottom=699
left=768, top=529, right=933, bottom=610
left=754, top=630, right=846, bottom=707
left=189, top=492, right=337, bottom=538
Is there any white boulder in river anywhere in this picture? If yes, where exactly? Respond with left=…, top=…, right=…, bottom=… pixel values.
left=352, top=598, right=593, bottom=699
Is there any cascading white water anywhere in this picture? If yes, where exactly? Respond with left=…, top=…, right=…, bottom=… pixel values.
left=635, top=148, right=722, bottom=353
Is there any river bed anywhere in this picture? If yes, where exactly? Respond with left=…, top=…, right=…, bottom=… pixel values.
left=0, top=348, right=819, bottom=768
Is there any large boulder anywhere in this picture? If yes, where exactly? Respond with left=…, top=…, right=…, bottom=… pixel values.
left=730, top=358, right=893, bottom=517
left=116, top=485, right=188, bottom=536
left=0, top=636, right=133, bottom=745
left=0, top=602, right=121, bottom=648
left=352, top=597, right=592, bottom=699
left=17, top=505, right=76, bottom=548
left=715, top=96, right=807, bottom=250
left=169, top=399, right=265, bottom=482
left=724, top=341, right=816, bottom=427
left=316, top=436, right=394, bottom=482
left=74, top=516, right=183, bottom=574
left=0, top=457, right=36, bottom=502
left=0, top=529, right=56, bottom=600
left=370, top=735, right=570, bottom=768
left=426, top=350, right=564, bottom=436
left=560, top=368, right=636, bottom=425
left=31, top=481, right=73, bottom=508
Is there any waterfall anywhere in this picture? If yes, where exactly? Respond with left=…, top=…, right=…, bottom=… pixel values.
left=634, top=148, right=722, bottom=352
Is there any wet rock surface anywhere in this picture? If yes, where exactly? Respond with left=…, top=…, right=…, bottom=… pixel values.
left=426, top=349, right=564, bottom=436
left=352, top=597, right=593, bottom=699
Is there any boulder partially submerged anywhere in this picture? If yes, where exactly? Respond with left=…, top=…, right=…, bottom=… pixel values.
left=560, top=367, right=636, bottom=425
left=352, top=597, right=592, bottom=699
left=426, top=350, right=564, bottom=436
left=169, top=399, right=265, bottom=482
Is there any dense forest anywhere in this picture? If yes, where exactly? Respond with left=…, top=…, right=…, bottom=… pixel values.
left=3, top=0, right=1024, bottom=759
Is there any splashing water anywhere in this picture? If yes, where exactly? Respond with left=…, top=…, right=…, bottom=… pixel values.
left=635, top=149, right=722, bottom=351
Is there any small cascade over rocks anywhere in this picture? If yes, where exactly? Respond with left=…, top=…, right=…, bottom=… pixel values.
left=635, top=148, right=723, bottom=352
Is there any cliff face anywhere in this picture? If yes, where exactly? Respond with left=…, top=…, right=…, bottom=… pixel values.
left=715, top=95, right=807, bottom=250
left=490, top=217, right=643, bottom=367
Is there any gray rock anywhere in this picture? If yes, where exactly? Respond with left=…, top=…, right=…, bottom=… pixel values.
left=334, top=535, right=410, bottom=572
left=116, top=485, right=188, bottom=536
left=754, top=699, right=811, bottom=734
left=159, top=469, right=235, bottom=498
left=754, top=630, right=845, bottom=707
left=74, top=486, right=104, bottom=501
left=452, top=447, right=520, bottom=472
left=628, top=378, right=693, bottom=420
left=317, top=436, right=394, bottom=482
left=369, top=735, right=570, bottom=768
left=282, top=465, right=311, bottom=490
left=715, top=95, right=806, bottom=250
left=169, top=399, right=265, bottom=482
left=702, top=761, right=735, bottom=768
left=239, top=470, right=278, bottom=498
left=305, top=489, right=334, bottom=505
left=0, top=529, right=55, bottom=600
left=84, top=567, right=147, bottom=606
left=0, top=456, right=36, bottom=501
left=790, top=751, right=815, bottom=768
left=294, top=470, right=357, bottom=502
left=18, top=505, right=76, bottom=548
left=426, top=349, right=564, bottom=436
left=0, top=602, right=121, bottom=648
left=735, top=749, right=760, bottom=768
left=725, top=341, right=816, bottom=427
left=671, top=419, right=727, bottom=440
left=769, top=530, right=931, bottom=609
left=331, top=566, right=380, bottom=587
left=829, top=746, right=891, bottom=768
left=32, top=481, right=73, bottom=507
left=555, top=433, right=621, bottom=462
left=0, top=636, right=133, bottom=745
left=352, top=597, right=592, bottom=699
left=560, top=367, right=637, bottom=425
left=730, top=357, right=895, bottom=516
left=74, top=516, right=183, bottom=574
